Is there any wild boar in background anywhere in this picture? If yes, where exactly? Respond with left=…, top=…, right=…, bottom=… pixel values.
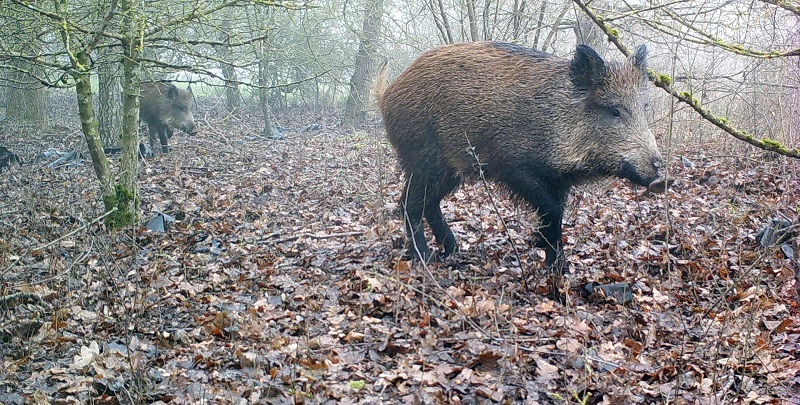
left=140, top=82, right=197, bottom=154
left=377, top=42, right=667, bottom=271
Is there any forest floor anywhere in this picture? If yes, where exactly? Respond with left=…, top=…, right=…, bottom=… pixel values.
left=1, top=98, right=799, bottom=404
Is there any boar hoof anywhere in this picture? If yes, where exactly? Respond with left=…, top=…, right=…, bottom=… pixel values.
left=406, top=246, right=433, bottom=263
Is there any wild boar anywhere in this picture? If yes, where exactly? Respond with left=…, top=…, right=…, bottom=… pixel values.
left=140, top=82, right=197, bottom=154
left=378, top=42, right=666, bottom=270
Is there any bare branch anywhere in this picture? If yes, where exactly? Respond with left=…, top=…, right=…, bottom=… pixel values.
left=571, top=0, right=800, bottom=159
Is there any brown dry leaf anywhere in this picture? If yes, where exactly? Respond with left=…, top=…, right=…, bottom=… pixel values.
left=452, top=367, right=475, bottom=385
left=477, top=350, right=503, bottom=369
left=556, top=337, right=583, bottom=355
left=623, top=338, right=643, bottom=356
left=343, top=330, right=365, bottom=343
left=535, top=358, right=559, bottom=381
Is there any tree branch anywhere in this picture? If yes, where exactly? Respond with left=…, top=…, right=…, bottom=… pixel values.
left=571, top=0, right=800, bottom=159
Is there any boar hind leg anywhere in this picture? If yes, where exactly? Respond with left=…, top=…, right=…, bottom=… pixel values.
left=401, top=174, right=437, bottom=262
left=423, top=176, right=460, bottom=258
left=402, top=170, right=460, bottom=262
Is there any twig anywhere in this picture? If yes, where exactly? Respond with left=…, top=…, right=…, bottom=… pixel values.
left=271, top=231, right=364, bottom=244
left=1, top=208, right=116, bottom=276
left=464, top=133, right=531, bottom=288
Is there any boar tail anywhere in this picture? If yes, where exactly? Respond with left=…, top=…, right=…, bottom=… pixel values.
left=370, top=56, right=389, bottom=109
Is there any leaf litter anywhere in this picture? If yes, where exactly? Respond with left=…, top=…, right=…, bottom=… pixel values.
left=0, top=108, right=799, bottom=404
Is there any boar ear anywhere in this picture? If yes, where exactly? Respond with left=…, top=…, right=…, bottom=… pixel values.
left=167, top=85, right=179, bottom=100
left=570, top=45, right=606, bottom=91
left=630, top=44, right=648, bottom=73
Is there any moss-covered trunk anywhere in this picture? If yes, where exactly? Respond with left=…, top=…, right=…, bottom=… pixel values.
left=56, top=0, right=138, bottom=229
left=111, top=0, right=145, bottom=229
left=73, top=51, right=116, bottom=211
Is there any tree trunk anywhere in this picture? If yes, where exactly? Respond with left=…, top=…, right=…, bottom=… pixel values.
left=426, top=0, right=454, bottom=44
left=258, top=40, right=275, bottom=138
left=73, top=52, right=115, bottom=209
left=112, top=0, right=144, bottom=229
left=97, top=47, right=123, bottom=148
left=222, top=62, right=242, bottom=113
left=512, top=0, right=528, bottom=41
left=532, top=1, right=546, bottom=48
left=342, top=0, right=384, bottom=127
left=5, top=44, right=46, bottom=127
left=466, top=0, right=479, bottom=41
left=542, top=1, right=571, bottom=53
left=215, top=14, right=243, bottom=114
left=54, top=0, right=121, bottom=225
left=574, top=5, right=606, bottom=54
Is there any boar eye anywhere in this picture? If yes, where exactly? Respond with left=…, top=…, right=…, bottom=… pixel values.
left=610, top=107, right=621, bottom=117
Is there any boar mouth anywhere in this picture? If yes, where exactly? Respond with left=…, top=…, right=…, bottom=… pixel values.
left=647, top=177, right=673, bottom=193
left=619, top=160, right=670, bottom=192
left=181, top=125, right=198, bottom=136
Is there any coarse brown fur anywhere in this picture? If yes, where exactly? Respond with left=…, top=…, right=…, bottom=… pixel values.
left=140, top=82, right=197, bottom=154
left=377, top=41, right=664, bottom=268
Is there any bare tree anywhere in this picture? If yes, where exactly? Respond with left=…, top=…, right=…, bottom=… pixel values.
left=571, top=0, right=799, bottom=158
left=1, top=12, right=47, bottom=127
left=97, top=47, right=123, bottom=149
left=215, top=9, right=243, bottom=114
left=342, top=0, right=385, bottom=127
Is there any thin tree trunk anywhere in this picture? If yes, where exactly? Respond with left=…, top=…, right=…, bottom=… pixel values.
left=426, top=0, right=454, bottom=44
left=512, top=0, right=528, bottom=41
left=54, top=0, right=124, bottom=226
left=482, top=0, right=493, bottom=40
left=5, top=43, right=46, bottom=127
left=221, top=62, right=242, bottom=113
left=97, top=47, right=123, bottom=148
left=466, top=0, right=479, bottom=42
left=426, top=0, right=449, bottom=43
left=574, top=4, right=606, bottom=53
left=114, top=0, right=143, bottom=228
left=542, top=1, right=571, bottom=53
left=259, top=38, right=274, bottom=138
left=74, top=52, right=115, bottom=208
left=342, top=0, right=384, bottom=127
left=532, top=1, right=546, bottom=48
left=215, top=14, right=242, bottom=114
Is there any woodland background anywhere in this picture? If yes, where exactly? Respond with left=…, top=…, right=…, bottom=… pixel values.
left=0, top=0, right=799, bottom=403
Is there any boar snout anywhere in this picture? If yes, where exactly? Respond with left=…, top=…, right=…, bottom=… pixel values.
left=620, top=153, right=665, bottom=190
left=183, top=122, right=198, bottom=136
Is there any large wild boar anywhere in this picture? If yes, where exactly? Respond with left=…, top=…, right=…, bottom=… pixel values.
left=378, top=42, right=667, bottom=270
left=140, top=82, right=197, bottom=154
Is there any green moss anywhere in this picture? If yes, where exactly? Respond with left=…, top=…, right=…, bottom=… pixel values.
left=761, top=138, right=789, bottom=153
left=680, top=91, right=699, bottom=105
left=608, top=28, right=619, bottom=37
left=715, top=115, right=728, bottom=125
left=348, top=380, right=365, bottom=390
left=657, top=73, right=672, bottom=86
left=104, top=185, right=140, bottom=229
